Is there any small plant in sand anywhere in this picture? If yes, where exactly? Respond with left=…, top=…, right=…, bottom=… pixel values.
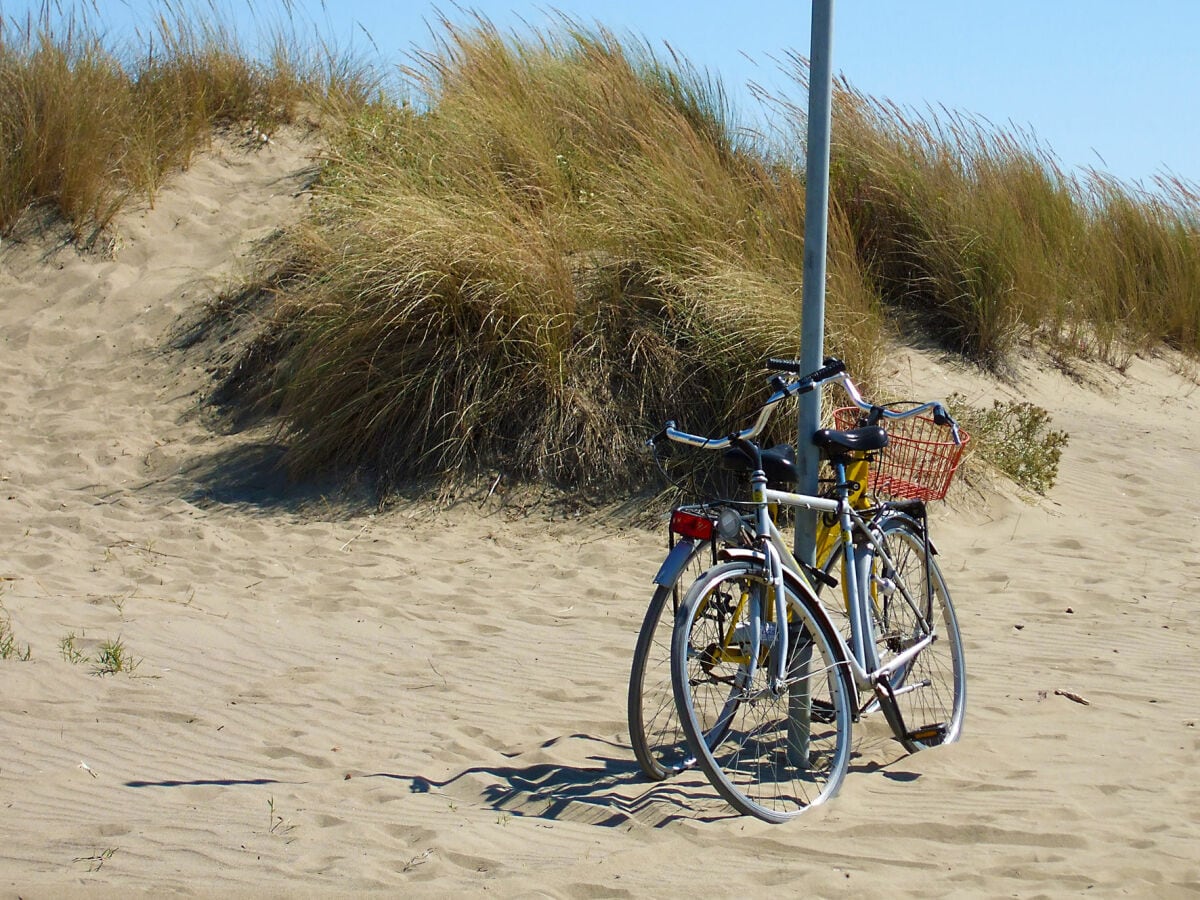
left=109, top=591, right=130, bottom=618
left=267, top=796, right=296, bottom=838
left=74, top=847, right=117, bottom=872
left=951, top=394, right=1069, bottom=494
left=0, top=611, right=32, bottom=661
left=59, top=631, right=87, bottom=664
left=91, top=637, right=139, bottom=676
left=402, top=848, right=434, bottom=872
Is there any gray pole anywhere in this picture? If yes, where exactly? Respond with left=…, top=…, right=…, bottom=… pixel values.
left=794, top=0, right=835, bottom=566
left=788, top=0, right=836, bottom=770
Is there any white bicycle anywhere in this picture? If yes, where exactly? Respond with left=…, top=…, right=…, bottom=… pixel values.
left=652, top=357, right=967, bottom=822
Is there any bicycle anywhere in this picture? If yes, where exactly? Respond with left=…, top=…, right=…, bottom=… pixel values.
left=625, top=363, right=959, bottom=783
left=653, top=357, right=967, bottom=822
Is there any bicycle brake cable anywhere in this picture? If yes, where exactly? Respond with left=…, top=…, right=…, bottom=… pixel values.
left=651, top=439, right=688, bottom=493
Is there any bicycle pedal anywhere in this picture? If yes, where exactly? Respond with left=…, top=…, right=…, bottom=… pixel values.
left=907, top=723, right=946, bottom=744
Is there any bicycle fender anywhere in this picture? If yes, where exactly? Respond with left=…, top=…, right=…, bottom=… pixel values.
left=652, top=539, right=701, bottom=587
left=717, top=546, right=766, bottom=565
left=878, top=511, right=939, bottom=555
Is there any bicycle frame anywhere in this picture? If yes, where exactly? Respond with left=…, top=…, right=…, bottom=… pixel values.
left=654, top=357, right=956, bottom=714
left=719, top=460, right=937, bottom=712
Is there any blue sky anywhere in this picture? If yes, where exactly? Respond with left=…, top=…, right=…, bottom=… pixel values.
left=11, top=1, right=1198, bottom=188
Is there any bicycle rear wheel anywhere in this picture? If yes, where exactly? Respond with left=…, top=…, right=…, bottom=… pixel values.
left=628, top=541, right=714, bottom=780
left=671, top=562, right=852, bottom=822
left=869, top=514, right=966, bottom=751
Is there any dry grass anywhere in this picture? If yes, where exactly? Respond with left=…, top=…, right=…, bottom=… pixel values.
left=775, top=61, right=1200, bottom=369
left=210, top=15, right=1200, bottom=497
left=7, top=8, right=1198, bottom=498
left=225, top=14, right=882, bottom=494
left=0, top=1, right=379, bottom=242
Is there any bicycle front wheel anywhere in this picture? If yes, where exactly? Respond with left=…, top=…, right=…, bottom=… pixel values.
left=871, top=514, right=966, bottom=752
left=671, top=562, right=852, bottom=822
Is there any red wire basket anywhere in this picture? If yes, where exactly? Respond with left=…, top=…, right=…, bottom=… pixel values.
left=832, top=407, right=970, bottom=501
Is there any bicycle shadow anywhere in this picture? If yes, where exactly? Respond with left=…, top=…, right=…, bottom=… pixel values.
left=363, top=734, right=738, bottom=828
left=362, top=731, right=922, bottom=826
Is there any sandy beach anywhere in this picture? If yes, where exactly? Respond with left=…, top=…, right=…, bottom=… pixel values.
left=2, top=133, right=1198, bottom=897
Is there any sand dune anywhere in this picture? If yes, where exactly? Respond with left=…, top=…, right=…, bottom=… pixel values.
left=2, top=132, right=1198, bottom=897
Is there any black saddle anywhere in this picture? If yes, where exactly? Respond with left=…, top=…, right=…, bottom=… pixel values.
left=723, top=443, right=800, bottom=485
left=812, top=425, right=888, bottom=458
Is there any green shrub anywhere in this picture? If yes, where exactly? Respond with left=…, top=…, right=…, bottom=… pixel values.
left=951, top=394, right=1069, bottom=494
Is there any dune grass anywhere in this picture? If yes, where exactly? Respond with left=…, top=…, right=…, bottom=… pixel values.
left=0, top=1, right=377, bottom=243
left=221, top=14, right=884, bottom=493
left=808, top=66, right=1200, bottom=368
left=5, top=8, right=1198, bottom=498
left=206, top=15, right=1199, bottom=496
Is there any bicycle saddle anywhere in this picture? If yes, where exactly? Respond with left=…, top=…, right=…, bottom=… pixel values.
left=723, top=443, right=799, bottom=484
left=813, top=425, right=888, bottom=456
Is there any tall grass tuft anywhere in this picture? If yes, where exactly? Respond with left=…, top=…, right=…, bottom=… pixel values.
left=0, top=2, right=378, bottom=241
left=802, top=68, right=1081, bottom=366
left=1080, top=174, right=1200, bottom=359
left=232, top=15, right=881, bottom=492
left=772, top=59, right=1200, bottom=370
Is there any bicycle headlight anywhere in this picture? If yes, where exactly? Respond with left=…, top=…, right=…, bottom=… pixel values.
left=716, top=507, right=743, bottom=542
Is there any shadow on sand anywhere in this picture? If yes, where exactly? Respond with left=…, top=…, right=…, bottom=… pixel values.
left=168, top=439, right=375, bottom=517
left=366, top=734, right=735, bottom=828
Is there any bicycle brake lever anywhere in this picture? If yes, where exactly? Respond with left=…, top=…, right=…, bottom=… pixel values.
left=647, top=422, right=674, bottom=452
left=930, top=404, right=964, bottom=445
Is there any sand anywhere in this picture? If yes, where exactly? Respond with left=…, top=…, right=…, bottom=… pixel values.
left=1, top=132, right=1198, bottom=898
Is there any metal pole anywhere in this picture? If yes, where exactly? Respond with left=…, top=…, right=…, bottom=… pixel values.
left=787, top=0, right=835, bottom=772
left=794, top=0, right=835, bottom=566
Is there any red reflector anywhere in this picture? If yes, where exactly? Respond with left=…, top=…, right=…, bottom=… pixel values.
left=670, top=510, right=715, bottom=541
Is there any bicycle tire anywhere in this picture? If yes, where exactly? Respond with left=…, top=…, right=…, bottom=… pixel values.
left=671, top=561, right=852, bottom=822
left=628, top=541, right=713, bottom=780
left=868, top=514, right=966, bottom=752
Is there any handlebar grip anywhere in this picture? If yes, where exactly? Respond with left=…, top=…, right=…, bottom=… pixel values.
left=766, top=356, right=846, bottom=382
left=795, top=357, right=847, bottom=393
left=766, top=358, right=803, bottom=373
left=930, top=404, right=965, bottom=445
left=646, top=421, right=674, bottom=448
left=931, top=404, right=961, bottom=429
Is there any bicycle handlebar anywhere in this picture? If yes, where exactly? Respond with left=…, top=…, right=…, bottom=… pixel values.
left=650, top=357, right=962, bottom=450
